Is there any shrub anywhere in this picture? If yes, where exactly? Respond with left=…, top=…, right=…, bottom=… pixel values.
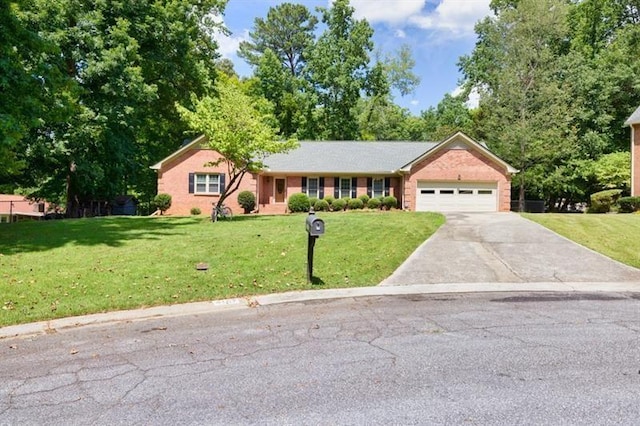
left=323, top=195, right=335, bottom=206
left=617, top=196, right=640, bottom=213
left=382, top=196, right=398, bottom=210
left=153, top=193, right=172, bottom=215
left=367, top=198, right=381, bottom=209
left=331, top=198, right=347, bottom=211
left=348, top=198, right=364, bottom=210
left=190, top=207, right=201, bottom=215
left=288, top=193, right=310, bottom=213
left=309, top=197, right=319, bottom=208
left=237, top=190, right=256, bottom=213
left=314, top=199, right=330, bottom=212
left=358, top=194, right=370, bottom=205
left=588, top=189, right=623, bottom=213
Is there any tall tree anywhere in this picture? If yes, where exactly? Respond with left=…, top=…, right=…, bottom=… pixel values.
left=177, top=76, right=298, bottom=219
left=460, top=0, right=576, bottom=211
left=307, top=0, right=377, bottom=140
left=238, top=2, right=317, bottom=77
left=16, top=0, right=226, bottom=215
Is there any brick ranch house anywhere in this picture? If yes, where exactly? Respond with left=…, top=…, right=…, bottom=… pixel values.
left=626, top=105, right=640, bottom=196
left=151, top=131, right=518, bottom=216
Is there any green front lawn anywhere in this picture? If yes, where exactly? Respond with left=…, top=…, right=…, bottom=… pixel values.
left=0, top=211, right=444, bottom=327
left=523, top=213, right=640, bottom=268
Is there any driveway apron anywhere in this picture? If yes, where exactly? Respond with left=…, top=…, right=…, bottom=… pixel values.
left=381, top=212, right=640, bottom=285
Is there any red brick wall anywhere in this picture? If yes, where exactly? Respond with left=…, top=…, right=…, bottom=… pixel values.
left=633, top=124, right=640, bottom=197
left=157, top=149, right=257, bottom=216
left=406, top=148, right=512, bottom=211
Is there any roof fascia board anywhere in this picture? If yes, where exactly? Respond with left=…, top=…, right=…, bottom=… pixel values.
left=150, top=134, right=208, bottom=170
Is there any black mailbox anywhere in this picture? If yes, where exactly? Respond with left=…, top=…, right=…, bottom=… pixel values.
left=306, top=213, right=325, bottom=236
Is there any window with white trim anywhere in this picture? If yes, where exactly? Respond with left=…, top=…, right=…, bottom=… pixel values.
left=195, top=174, right=220, bottom=194
left=372, top=178, right=385, bottom=198
left=307, top=177, right=320, bottom=198
left=339, top=178, right=352, bottom=198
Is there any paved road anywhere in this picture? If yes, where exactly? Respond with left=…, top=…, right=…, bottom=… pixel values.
left=1, top=292, right=639, bottom=425
left=382, top=212, right=640, bottom=285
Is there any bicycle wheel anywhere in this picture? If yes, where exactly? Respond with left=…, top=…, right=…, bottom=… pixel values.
left=222, top=206, right=233, bottom=220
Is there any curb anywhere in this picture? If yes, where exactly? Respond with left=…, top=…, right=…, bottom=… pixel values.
left=2, top=281, right=640, bottom=340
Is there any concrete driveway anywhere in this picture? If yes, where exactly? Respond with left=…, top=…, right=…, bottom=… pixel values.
left=381, top=212, right=640, bottom=285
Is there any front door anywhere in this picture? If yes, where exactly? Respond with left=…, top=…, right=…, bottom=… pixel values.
left=275, top=178, right=286, bottom=203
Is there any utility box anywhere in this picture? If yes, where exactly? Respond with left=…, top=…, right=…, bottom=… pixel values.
left=306, top=214, right=325, bottom=236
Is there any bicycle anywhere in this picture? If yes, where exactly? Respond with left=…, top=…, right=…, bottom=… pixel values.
left=211, top=203, right=233, bottom=222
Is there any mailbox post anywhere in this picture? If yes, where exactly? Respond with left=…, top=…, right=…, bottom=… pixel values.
left=305, top=209, right=325, bottom=283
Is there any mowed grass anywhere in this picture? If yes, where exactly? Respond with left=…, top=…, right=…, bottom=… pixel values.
left=0, top=211, right=444, bottom=327
left=523, top=213, right=640, bottom=268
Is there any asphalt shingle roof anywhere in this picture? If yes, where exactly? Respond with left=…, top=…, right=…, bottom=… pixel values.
left=625, top=105, right=640, bottom=126
left=262, top=141, right=438, bottom=174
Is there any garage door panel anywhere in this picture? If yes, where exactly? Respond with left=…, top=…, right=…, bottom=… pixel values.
left=416, top=181, right=497, bottom=212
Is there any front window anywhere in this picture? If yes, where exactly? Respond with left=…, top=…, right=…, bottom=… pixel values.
left=339, top=178, right=352, bottom=198
left=195, top=174, right=220, bottom=194
left=372, top=178, right=385, bottom=198
left=307, top=177, right=320, bottom=198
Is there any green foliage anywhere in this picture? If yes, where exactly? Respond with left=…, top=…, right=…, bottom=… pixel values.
left=593, top=152, right=631, bottom=191
left=177, top=76, right=298, bottom=215
left=307, top=0, right=376, bottom=140
left=314, top=199, right=330, bottom=211
left=382, top=196, right=398, bottom=210
left=287, top=192, right=310, bottom=213
left=323, top=195, right=335, bottom=205
left=358, top=194, right=370, bottom=205
left=588, top=189, right=622, bottom=213
left=190, top=207, right=202, bottom=215
left=367, top=198, right=381, bottom=209
left=331, top=198, right=347, bottom=211
left=237, top=190, right=256, bottom=213
left=347, top=198, right=364, bottom=210
left=617, top=197, right=640, bottom=213
left=308, top=197, right=319, bottom=207
left=154, top=193, right=172, bottom=214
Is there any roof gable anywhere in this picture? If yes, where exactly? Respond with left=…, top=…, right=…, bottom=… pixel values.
left=625, top=105, right=640, bottom=126
left=400, top=131, right=518, bottom=174
left=150, top=134, right=207, bottom=170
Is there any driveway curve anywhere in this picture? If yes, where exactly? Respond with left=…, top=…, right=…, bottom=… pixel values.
left=381, top=212, right=640, bottom=285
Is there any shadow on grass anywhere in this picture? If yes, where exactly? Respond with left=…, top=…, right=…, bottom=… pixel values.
left=310, top=276, right=325, bottom=285
left=0, top=216, right=204, bottom=255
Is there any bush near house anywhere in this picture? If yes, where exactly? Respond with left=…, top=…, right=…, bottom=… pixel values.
left=367, top=198, right=381, bottom=209
left=288, top=193, right=310, bottom=212
left=332, top=198, right=347, bottom=211
left=348, top=198, right=364, bottom=210
left=154, top=193, right=172, bottom=215
left=314, top=199, right=330, bottom=211
left=617, top=196, right=640, bottom=213
left=190, top=207, right=201, bottom=215
left=323, top=195, right=335, bottom=206
left=358, top=194, right=370, bottom=205
left=237, top=190, right=256, bottom=214
left=382, top=196, right=398, bottom=210
left=587, top=189, right=622, bottom=213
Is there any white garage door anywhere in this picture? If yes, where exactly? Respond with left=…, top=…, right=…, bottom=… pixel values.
left=416, top=181, right=498, bottom=212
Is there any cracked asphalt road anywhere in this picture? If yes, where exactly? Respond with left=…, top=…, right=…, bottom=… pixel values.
left=2, top=292, right=639, bottom=425
left=382, top=213, right=640, bottom=285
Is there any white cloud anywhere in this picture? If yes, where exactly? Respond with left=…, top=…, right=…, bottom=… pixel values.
left=395, top=29, right=407, bottom=38
left=350, top=0, right=427, bottom=24
left=209, top=15, right=249, bottom=58
left=451, top=85, right=480, bottom=109
left=409, top=0, right=491, bottom=37
left=342, top=0, right=491, bottom=40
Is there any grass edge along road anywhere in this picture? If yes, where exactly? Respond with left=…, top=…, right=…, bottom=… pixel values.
left=0, top=211, right=444, bottom=327
left=523, top=213, right=640, bottom=269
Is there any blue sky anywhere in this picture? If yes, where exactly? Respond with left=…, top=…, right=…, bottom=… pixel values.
left=214, top=0, right=492, bottom=115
